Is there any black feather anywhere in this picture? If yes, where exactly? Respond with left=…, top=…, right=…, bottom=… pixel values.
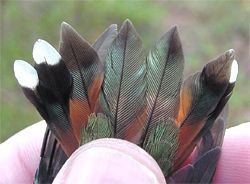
left=34, top=128, right=67, bottom=184
left=34, top=57, right=78, bottom=157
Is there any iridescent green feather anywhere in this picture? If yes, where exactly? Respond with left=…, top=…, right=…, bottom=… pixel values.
left=81, top=113, right=113, bottom=145
left=143, top=119, right=178, bottom=175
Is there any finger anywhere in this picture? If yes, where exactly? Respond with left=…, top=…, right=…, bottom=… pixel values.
left=0, top=121, right=46, bottom=183
left=213, top=122, right=250, bottom=183
left=54, top=138, right=166, bottom=184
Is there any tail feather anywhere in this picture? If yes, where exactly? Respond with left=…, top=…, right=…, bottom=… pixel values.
left=92, top=24, right=118, bottom=64
left=32, top=39, right=78, bottom=156
left=141, top=26, right=184, bottom=175
left=100, top=19, right=147, bottom=143
left=92, top=24, right=118, bottom=112
left=34, top=128, right=67, bottom=184
left=142, top=26, right=184, bottom=145
left=173, top=49, right=237, bottom=171
left=59, top=22, right=103, bottom=140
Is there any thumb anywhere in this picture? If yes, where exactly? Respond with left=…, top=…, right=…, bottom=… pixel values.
left=53, top=138, right=166, bottom=184
left=0, top=121, right=46, bottom=183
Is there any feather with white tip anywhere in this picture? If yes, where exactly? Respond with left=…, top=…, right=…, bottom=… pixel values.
left=173, top=49, right=238, bottom=173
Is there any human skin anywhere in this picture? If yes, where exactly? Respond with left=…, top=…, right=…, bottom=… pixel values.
left=0, top=121, right=249, bottom=183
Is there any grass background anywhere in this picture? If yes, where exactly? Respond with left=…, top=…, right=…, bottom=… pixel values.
left=1, top=0, right=250, bottom=142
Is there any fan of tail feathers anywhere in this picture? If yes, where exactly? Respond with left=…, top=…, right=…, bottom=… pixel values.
left=13, top=19, right=238, bottom=184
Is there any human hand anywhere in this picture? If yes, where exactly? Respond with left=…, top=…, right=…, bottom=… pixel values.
left=0, top=121, right=249, bottom=183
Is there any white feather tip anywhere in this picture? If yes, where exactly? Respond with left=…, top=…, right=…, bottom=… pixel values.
left=32, top=39, right=61, bottom=65
left=14, top=60, right=39, bottom=89
left=229, top=59, right=238, bottom=83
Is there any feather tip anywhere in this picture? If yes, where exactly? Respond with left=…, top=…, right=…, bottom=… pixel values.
left=14, top=60, right=39, bottom=89
left=33, top=39, right=61, bottom=65
left=229, top=59, right=238, bottom=83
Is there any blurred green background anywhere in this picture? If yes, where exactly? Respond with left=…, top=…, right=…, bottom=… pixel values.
left=1, top=1, right=249, bottom=142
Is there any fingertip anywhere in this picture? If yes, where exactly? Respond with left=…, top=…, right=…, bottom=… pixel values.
left=213, top=122, right=250, bottom=183
left=54, top=138, right=166, bottom=184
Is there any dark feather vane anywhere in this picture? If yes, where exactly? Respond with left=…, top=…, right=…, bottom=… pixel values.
left=13, top=19, right=238, bottom=183
left=92, top=24, right=118, bottom=64
left=100, top=19, right=147, bottom=143
left=142, top=26, right=184, bottom=175
left=59, top=22, right=103, bottom=141
left=34, top=128, right=67, bottom=184
left=143, top=26, right=184, bottom=141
